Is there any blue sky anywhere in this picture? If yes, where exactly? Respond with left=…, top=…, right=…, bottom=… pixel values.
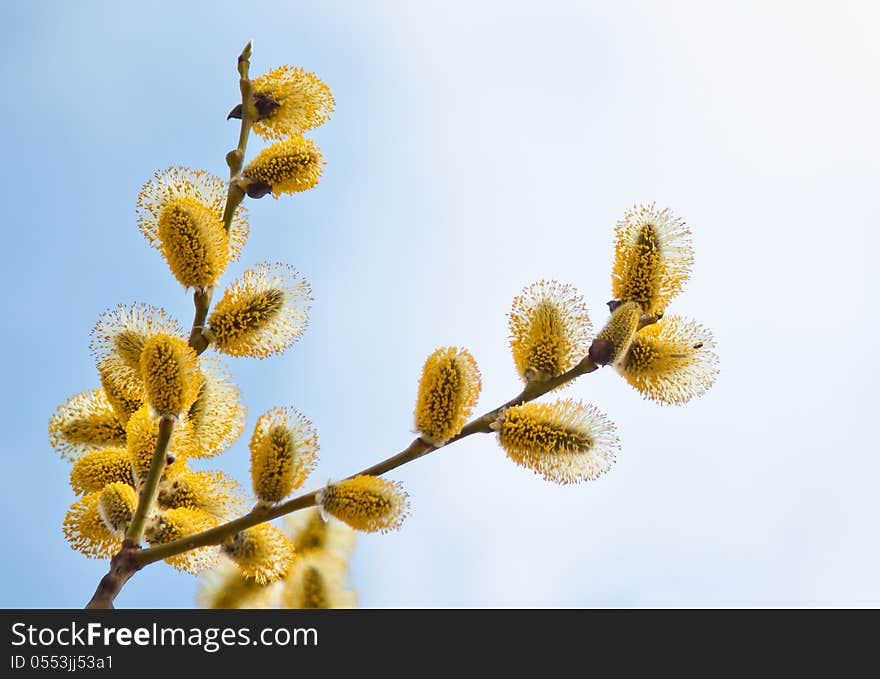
left=2, top=0, right=878, bottom=607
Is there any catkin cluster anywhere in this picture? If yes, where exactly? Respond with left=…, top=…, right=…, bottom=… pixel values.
left=49, top=44, right=719, bottom=610
left=49, top=50, right=382, bottom=606
left=410, top=204, right=718, bottom=485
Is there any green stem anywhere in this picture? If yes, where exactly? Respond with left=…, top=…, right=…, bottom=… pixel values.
left=125, top=416, right=175, bottom=544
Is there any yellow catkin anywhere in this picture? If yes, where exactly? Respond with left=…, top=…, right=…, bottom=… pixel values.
left=207, top=263, right=311, bottom=359
left=145, top=507, right=220, bottom=574
left=242, top=136, right=323, bottom=197
left=97, top=482, right=138, bottom=536
left=196, top=562, right=280, bottom=609
left=49, top=390, right=127, bottom=461
left=91, top=304, right=185, bottom=399
left=285, top=508, right=355, bottom=561
left=222, top=524, right=296, bottom=584
left=157, top=470, right=244, bottom=518
left=139, top=334, right=201, bottom=418
left=63, top=492, right=121, bottom=558
left=611, top=203, right=693, bottom=316
left=593, top=301, right=642, bottom=366
left=251, top=65, right=335, bottom=140
left=98, top=358, right=143, bottom=425
left=249, top=407, right=318, bottom=503
left=414, top=347, right=482, bottom=445
left=617, top=316, right=719, bottom=405
left=495, top=399, right=619, bottom=484
left=508, top=280, right=592, bottom=383
left=156, top=195, right=229, bottom=288
left=282, top=552, right=356, bottom=609
left=184, top=357, right=246, bottom=458
left=318, top=476, right=409, bottom=533
left=136, top=166, right=249, bottom=265
left=69, top=448, right=134, bottom=495
left=93, top=303, right=182, bottom=349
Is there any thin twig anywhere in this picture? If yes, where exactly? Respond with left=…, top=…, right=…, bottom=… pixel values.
left=125, top=416, right=176, bottom=544
left=188, top=287, right=213, bottom=355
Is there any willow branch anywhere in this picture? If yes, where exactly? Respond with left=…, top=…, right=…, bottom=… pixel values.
left=188, top=287, right=213, bottom=355
left=126, top=416, right=175, bottom=544
left=85, top=541, right=142, bottom=609
left=133, top=354, right=601, bottom=569
left=93, top=18, right=625, bottom=588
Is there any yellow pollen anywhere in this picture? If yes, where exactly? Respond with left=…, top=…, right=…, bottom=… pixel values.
left=595, top=301, right=642, bottom=366
left=210, top=290, right=283, bottom=346
left=49, top=390, right=127, bottom=460
left=184, top=357, right=246, bottom=458
left=69, top=448, right=134, bottom=495
left=251, top=65, right=335, bottom=140
left=617, top=316, right=719, bottom=405
left=145, top=508, right=220, bottom=574
left=496, top=400, right=618, bottom=484
left=99, top=359, right=143, bottom=425
left=222, top=524, right=295, bottom=584
left=509, top=280, right=591, bottom=383
left=301, top=567, right=329, bottom=608
left=114, top=330, right=147, bottom=370
left=414, top=347, right=481, bottom=445
left=63, top=493, right=121, bottom=559
left=249, top=407, right=318, bottom=504
left=207, top=263, right=310, bottom=359
left=243, top=136, right=323, bottom=198
left=612, top=204, right=693, bottom=316
left=140, top=334, right=201, bottom=417
left=319, top=476, right=408, bottom=533
left=157, top=197, right=229, bottom=288
left=97, top=482, right=138, bottom=536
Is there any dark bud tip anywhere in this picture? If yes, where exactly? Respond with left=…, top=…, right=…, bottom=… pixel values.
left=165, top=453, right=175, bottom=467
left=227, top=103, right=243, bottom=120
left=607, top=299, right=623, bottom=313
left=245, top=181, right=273, bottom=199
left=254, top=94, right=281, bottom=120
left=588, top=338, right=615, bottom=366
left=693, top=342, right=704, bottom=350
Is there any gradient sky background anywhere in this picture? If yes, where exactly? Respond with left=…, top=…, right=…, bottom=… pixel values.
left=2, top=0, right=877, bottom=608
